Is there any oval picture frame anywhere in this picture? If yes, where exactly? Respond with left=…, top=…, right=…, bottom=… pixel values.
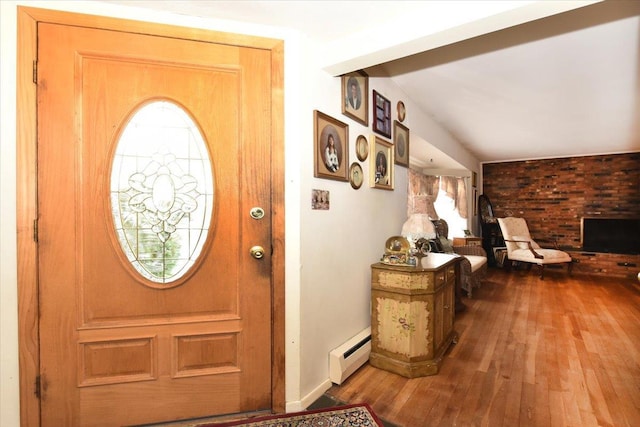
left=397, top=101, right=406, bottom=122
left=355, top=135, right=368, bottom=161
left=349, top=162, right=364, bottom=189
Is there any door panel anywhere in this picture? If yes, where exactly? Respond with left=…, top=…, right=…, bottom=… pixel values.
left=38, top=22, right=272, bottom=426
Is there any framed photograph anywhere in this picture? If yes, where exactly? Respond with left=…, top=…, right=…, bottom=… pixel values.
left=312, top=189, right=330, bottom=210
left=373, top=90, right=391, bottom=138
left=393, top=121, right=409, bottom=167
left=341, top=70, right=368, bottom=126
left=472, top=171, right=478, bottom=187
left=370, top=135, right=394, bottom=190
left=397, top=101, right=406, bottom=122
left=314, top=110, right=349, bottom=182
left=349, top=163, right=364, bottom=190
left=355, top=135, right=368, bottom=161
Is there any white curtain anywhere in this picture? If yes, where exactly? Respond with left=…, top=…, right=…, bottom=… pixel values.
left=438, top=176, right=468, bottom=219
left=407, top=170, right=469, bottom=219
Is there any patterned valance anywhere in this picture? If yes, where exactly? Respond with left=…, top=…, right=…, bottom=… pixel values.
left=407, top=170, right=468, bottom=219
left=407, top=169, right=440, bottom=218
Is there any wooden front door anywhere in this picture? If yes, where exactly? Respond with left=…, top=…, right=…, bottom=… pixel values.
left=36, top=19, right=275, bottom=426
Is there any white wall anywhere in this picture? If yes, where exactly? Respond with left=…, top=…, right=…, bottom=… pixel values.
left=0, top=1, right=483, bottom=424
left=298, top=70, right=410, bottom=405
left=1, top=4, right=21, bottom=425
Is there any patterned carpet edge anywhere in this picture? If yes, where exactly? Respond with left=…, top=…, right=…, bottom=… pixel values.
left=195, top=403, right=384, bottom=427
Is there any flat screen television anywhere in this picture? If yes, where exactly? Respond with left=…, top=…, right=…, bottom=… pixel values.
left=581, top=217, right=640, bottom=255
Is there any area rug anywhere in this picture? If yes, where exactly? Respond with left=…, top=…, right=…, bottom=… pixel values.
left=198, top=403, right=384, bottom=427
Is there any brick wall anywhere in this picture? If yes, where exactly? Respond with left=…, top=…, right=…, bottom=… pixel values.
left=482, top=152, right=640, bottom=279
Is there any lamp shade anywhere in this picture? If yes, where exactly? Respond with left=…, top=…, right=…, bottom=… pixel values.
left=401, top=214, right=436, bottom=241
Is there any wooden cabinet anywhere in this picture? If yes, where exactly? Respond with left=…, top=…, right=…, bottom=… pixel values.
left=370, top=253, right=458, bottom=378
left=453, top=236, right=482, bottom=247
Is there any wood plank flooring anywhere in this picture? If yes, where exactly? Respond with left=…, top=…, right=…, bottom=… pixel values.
left=327, top=268, right=640, bottom=427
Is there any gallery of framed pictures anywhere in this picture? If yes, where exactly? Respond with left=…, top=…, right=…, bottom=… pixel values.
left=341, top=70, right=368, bottom=126
left=314, top=110, right=349, bottom=182
left=312, top=80, right=408, bottom=193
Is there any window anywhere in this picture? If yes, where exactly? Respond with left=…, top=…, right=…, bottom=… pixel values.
left=110, top=100, right=214, bottom=285
left=433, top=176, right=468, bottom=238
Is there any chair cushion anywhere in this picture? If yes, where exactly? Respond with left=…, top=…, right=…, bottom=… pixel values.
left=512, top=235, right=540, bottom=249
left=509, top=248, right=572, bottom=264
left=438, top=237, right=454, bottom=253
left=465, top=255, right=487, bottom=273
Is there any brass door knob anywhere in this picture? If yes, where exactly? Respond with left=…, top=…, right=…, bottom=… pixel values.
left=250, top=245, right=265, bottom=259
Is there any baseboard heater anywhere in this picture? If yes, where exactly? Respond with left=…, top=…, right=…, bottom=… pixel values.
left=329, top=327, right=371, bottom=385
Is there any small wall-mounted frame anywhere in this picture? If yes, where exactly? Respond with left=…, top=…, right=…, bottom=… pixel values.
left=397, top=101, right=406, bottom=122
left=472, top=171, right=478, bottom=187
left=370, top=135, right=394, bottom=190
left=355, top=135, right=368, bottom=161
left=341, top=70, right=369, bottom=126
left=349, top=163, right=364, bottom=189
left=373, top=90, right=391, bottom=138
left=312, top=189, right=330, bottom=210
left=394, top=121, right=409, bottom=167
left=314, top=110, right=349, bottom=182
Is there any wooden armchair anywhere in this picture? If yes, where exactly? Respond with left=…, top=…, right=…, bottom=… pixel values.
left=497, top=217, right=572, bottom=279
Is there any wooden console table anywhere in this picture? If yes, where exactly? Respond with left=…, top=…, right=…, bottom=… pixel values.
left=453, top=236, right=482, bottom=247
left=370, top=253, right=458, bottom=378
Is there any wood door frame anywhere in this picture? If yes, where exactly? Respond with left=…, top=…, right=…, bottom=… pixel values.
left=16, top=7, right=285, bottom=426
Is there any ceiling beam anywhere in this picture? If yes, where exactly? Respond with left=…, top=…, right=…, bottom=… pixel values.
left=320, top=0, right=602, bottom=76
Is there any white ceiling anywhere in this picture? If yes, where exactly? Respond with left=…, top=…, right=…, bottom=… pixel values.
left=101, top=1, right=640, bottom=169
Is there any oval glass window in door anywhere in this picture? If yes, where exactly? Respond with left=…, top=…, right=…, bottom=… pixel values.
left=110, top=100, right=214, bottom=285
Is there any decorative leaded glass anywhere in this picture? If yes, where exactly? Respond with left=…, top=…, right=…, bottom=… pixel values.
left=110, top=100, right=214, bottom=285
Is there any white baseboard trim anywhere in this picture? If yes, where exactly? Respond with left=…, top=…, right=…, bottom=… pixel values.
left=285, top=379, right=333, bottom=413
